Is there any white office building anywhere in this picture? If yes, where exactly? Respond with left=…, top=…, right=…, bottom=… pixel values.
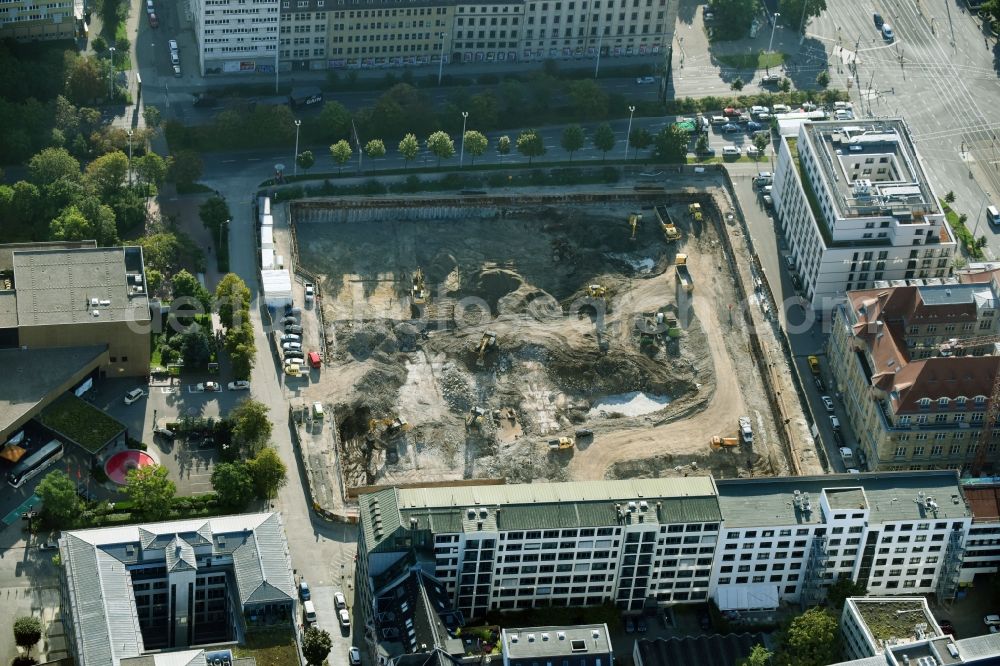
left=192, top=0, right=280, bottom=76
left=771, top=118, right=956, bottom=314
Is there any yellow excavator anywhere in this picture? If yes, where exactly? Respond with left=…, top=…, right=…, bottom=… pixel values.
left=411, top=268, right=428, bottom=305
left=476, top=331, right=498, bottom=367
left=587, top=284, right=607, bottom=299
left=689, top=203, right=703, bottom=222
left=628, top=212, right=643, bottom=241
left=466, top=407, right=486, bottom=430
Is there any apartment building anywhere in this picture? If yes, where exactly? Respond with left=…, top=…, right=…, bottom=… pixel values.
left=319, top=2, right=454, bottom=70
left=356, top=471, right=1000, bottom=662
left=828, top=278, right=1000, bottom=472
left=502, top=624, right=613, bottom=666
left=193, top=0, right=279, bottom=76
left=0, top=0, right=82, bottom=41
left=771, top=119, right=955, bottom=313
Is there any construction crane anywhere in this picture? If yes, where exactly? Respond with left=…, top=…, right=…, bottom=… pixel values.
left=475, top=330, right=498, bottom=367
left=936, top=334, right=1000, bottom=476
left=628, top=212, right=643, bottom=241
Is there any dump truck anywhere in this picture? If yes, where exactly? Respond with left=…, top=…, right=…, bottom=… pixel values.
left=710, top=436, right=739, bottom=448
left=548, top=436, right=575, bottom=450
left=656, top=205, right=681, bottom=242
left=689, top=203, right=703, bottom=222
left=675, top=254, right=693, bottom=291
left=628, top=212, right=643, bottom=240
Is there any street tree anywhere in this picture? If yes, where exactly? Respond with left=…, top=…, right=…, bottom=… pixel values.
left=426, top=131, right=455, bottom=166
left=28, top=147, right=80, bottom=187
left=66, top=55, right=105, bottom=105
left=134, top=152, right=168, bottom=188
left=740, top=644, right=773, bottom=666
left=778, top=0, right=827, bottom=31
left=177, top=324, right=213, bottom=368
left=775, top=607, right=840, bottom=666
left=231, top=398, right=273, bottom=457
left=816, top=70, right=830, bottom=88
left=13, top=616, right=42, bottom=656
left=302, top=626, right=333, bottom=666
left=85, top=150, right=129, bottom=197
left=36, top=470, right=83, bottom=527
left=652, top=125, right=690, bottom=162
left=753, top=131, right=771, bottom=158
left=171, top=269, right=212, bottom=312
left=561, top=125, right=585, bottom=161
left=497, top=135, right=511, bottom=162
left=516, top=130, right=546, bottom=165
left=249, top=446, right=288, bottom=499
left=398, top=133, right=419, bottom=168
left=330, top=140, right=352, bottom=174
left=199, top=196, right=230, bottom=241
left=696, top=133, right=711, bottom=155
left=731, top=76, right=745, bottom=91
left=211, top=462, right=255, bottom=511
left=215, top=273, right=251, bottom=329
left=629, top=127, right=653, bottom=158
left=225, top=322, right=256, bottom=380
left=708, top=0, right=758, bottom=40
left=463, top=130, right=488, bottom=166
left=364, top=139, right=386, bottom=160
left=825, top=576, right=868, bottom=610
left=124, top=465, right=176, bottom=521
left=296, top=150, right=315, bottom=173
left=593, top=123, right=616, bottom=161
left=143, top=105, right=162, bottom=128
left=567, top=79, right=609, bottom=119
left=315, top=101, right=352, bottom=142
left=168, top=150, right=203, bottom=186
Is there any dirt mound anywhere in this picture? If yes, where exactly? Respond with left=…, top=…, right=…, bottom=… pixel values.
left=477, top=268, right=524, bottom=313
left=545, top=345, right=695, bottom=399
left=354, top=365, right=407, bottom=413
left=498, top=286, right=561, bottom=319
left=425, top=251, right=460, bottom=286
left=339, top=321, right=400, bottom=360
left=439, top=362, right=475, bottom=412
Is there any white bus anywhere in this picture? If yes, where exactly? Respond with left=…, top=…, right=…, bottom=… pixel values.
left=8, top=440, right=63, bottom=488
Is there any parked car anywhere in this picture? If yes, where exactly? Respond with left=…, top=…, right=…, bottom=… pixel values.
left=39, top=541, right=58, bottom=551
left=153, top=426, right=175, bottom=440
left=830, top=415, right=841, bottom=430
left=349, top=647, right=362, bottom=666
left=746, top=145, right=760, bottom=157
left=763, top=194, right=773, bottom=207
left=305, top=283, right=315, bottom=303
left=124, top=388, right=146, bottom=405
left=757, top=112, right=772, bottom=121
left=721, top=123, right=741, bottom=133
left=334, top=591, right=347, bottom=609
left=227, top=380, right=251, bottom=391
left=284, top=350, right=305, bottom=360
left=985, top=614, right=1000, bottom=626
left=815, top=376, right=827, bottom=392
left=148, top=12, right=158, bottom=27
left=746, top=121, right=764, bottom=132
left=283, top=342, right=302, bottom=351
left=145, top=0, right=153, bottom=13
left=285, top=324, right=303, bottom=335
left=821, top=396, right=834, bottom=412
left=168, top=38, right=178, bottom=52
left=282, top=315, right=298, bottom=325
left=751, top=105, right=770, bottom=115
left=339, top=609, right=351, bottom=628
left=299, top=580, right=311, bottom=601
left=722, top=146, right=740, bottom=156
left=280, top=334, right=301, bottom=343
left=873, top=12, right=884, bottom=29
left=882, top=24, right=894, bottom=41
left=173, top=64, right=181, bottom=77
left=761, top=73, right=781, bottom=84
left=636, top=76, right=656, bottom=84
left=196, top=381, right=221, bottom=392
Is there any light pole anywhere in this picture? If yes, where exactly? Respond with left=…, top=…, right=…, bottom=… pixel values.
left=126, top=129, right=133, bottom=186
left=768, top=13, right=781, bottom=54
left=594, top=28, right=604, bottom=78
left=974, top=191, right=992, bottom=241
left=624, top=105, right=636, bottom=160
left=459, top=111, right=468, bottom=168
left=219, top=218, right=229, bottom=253
left=274, top=8, right=281, bottom=93
left=108, top=47, right=116, bottom=98
left=437, top=33, right=448, bottom=85
left=293, top=119, right=301, bottom=176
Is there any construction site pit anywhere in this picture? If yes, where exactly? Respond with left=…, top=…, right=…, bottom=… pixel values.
left=292, top=195, right=784, bottom=489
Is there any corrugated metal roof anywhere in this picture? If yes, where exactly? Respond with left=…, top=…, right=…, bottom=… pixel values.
left=953, top=633, right=1000, bottom=660
left=232, top=514, right=295, bottom=606
left=360, top=487, right=403, bottom=551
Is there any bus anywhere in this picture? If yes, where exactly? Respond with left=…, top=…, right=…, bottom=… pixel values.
left=8, top=440, right=63, bottom=489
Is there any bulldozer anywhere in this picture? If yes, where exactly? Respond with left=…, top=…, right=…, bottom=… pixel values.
left=411, top=268, right=428, bottom=305
left=688, top=203, right=703, bottom=222
left=628, top=212, right=643, bottom=241
left=475, top=330, right=498, bottom=367
left=710, top=435, right=739, bottom=449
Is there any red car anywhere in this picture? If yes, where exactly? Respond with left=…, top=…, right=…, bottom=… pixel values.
left=148, top=12, right=158, bottom=27
left=723, top=107, right=742, bottom=117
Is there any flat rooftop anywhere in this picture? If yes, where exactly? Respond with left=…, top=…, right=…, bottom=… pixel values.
left=503, top=624, right=612, bottom=660
left=13, top=246, right=149, bottom=326
left=0, top=240, right=97, bottom=272
left=716, top=471, right=969, bottom=527
left=803, top=119, right=940, bottom=222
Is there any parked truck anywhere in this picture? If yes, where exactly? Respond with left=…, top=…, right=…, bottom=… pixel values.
left=710, top=436, right=739, bottom=448
left=738, top=416, right=754, bottom=444
left=656, top=205, right=680, bottom=243
left=675, top=254, right=693, bottom=291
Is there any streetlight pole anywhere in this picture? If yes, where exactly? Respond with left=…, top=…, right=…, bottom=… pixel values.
left=594, top=28, right=604, bottom=79
left=459, top=111, right=468, bottom=168
left=108, top=47, right=116, bottom=98
left=126, top=129, right=133, bottom=186
left=293, top=119, right=301, bottom=176
left=437, top=33, right=448, bottom=85
left=624, top=105, right=635, bottom=160
left=974, top=191, right=992, bottom=241
left=220, top=218, right=229, bottom=252
left=768, top=13, right=781, bottom=54
left=275, top=8, right=281, bottom=93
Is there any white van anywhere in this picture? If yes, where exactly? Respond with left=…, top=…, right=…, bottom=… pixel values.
left=710, top=115, right=727, bottom=125
left=303, top=600, right=317, bottom=625
left=721, top=146, right=740, bottom=156
left=988, top=205, right=1000, bottom=227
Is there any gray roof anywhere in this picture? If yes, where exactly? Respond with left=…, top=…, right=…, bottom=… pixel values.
left=919, top=284, right=988, bottom=306
left=232, top=514, right=296, bottom=605
left=953, top=633, right=1000, bottom=661
left=716, top=471, right=969, bottom=528
left=0, top=240, right=97, bottom=272
left=165, top=536, right=198, bottom=572
left=13, top=246, right=149, bottom=326
left=634, top=633, right=772, bottom=666
left=0, top=291, right=16, bottom=327
left=503, top=625, right=612, bottom=660
left=362, top=479, right=720, bottom=552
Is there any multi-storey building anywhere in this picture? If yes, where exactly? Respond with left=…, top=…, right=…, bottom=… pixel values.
left=357, top=471, right=997, bottom=662
left=771, top=119, right=956, bottom=313
left=0, top=0, right=82, bottom=41
left=193, top=0, right=280, bottom=76
left=828, top=278, right=1000, bottom=472
left=321, top=2, right=454, bottom=70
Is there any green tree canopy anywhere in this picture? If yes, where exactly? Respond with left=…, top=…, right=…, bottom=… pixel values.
left=497, top=135, right=511, bottom=160
left=561, top=125, right=585, bottom=161
left=708, top=0, right=759, bottom=40
left=13, top=616, right=42, bottom=655
left=775, top=607, right=840, bottom=666
left=740, top=644, right=773, bottom=666
left=753, top=131, right=771, bottom=157
left=224, top=321, right=256, bottom=380
left=249, top=446, right=287, bottom=499
left=364, top=139, right=386, bottom=159
left=426, top=131, right=455, bottom=166
left=330, top=139, right=352, bottom=173
left=653, top=125, right=690, bottom=162
left=171, top=269, right=212, bottom=312
left=398, top=133, right=419, bottom=167
left=567, top=79, right=609, bottom=119
left=629, top=127, right=653, bottom=158
left=49, top=205, right=92, bottom=241
left=124, top=465, right=176, bottom=521
left=315, top=101, right=352, bottom=142
left=143, top=105, right=162, bottom=128
left=134, top=152, right=168, bottom=188
left=36, top=470, right=83, bottom=527
left=592, top=123, right=616, bottom=160
left=215, top=273, right=251, bottom=329
left=28, top=147, right=80, bottom=187
left=302, top=626, right=333, bottom=666
left=168, top=150, right=203, bottom=186
left=516, top=130, right=545, bottom=165
left=296, top=150, right=315, bottom=172
left=825, top=576, right=867, bottom=609
left=231, top=399, right=273, bottom=457
left=66, top=55, right=106, bottom=105
left=176, top=324, right=213, bottom=368
left=778, top=0, right=827, bottom=31
left=211, top=462, right=255, bottom=511
left=199, top=195, right=230, bottom=243
left=463, top=130, right=488, bottom=165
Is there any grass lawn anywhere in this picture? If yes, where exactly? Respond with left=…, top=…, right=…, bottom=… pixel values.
left=233, top=629, right=298, bottom=666
left=716, top=51, right=786, bottom=70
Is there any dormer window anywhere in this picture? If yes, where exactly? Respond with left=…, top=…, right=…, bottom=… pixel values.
left=976, top=396, right=987, bottom=405
left=938, top=397, right=949, bottom=407
left=919, top=398, right=931, bottom=409
left=956, top=397, right=967, bottom=408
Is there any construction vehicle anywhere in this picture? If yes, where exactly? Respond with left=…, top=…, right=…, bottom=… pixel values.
left=689, top=203, right=703, bottom=222
left=628, top=212, right=643, bottom=241
left=367, top=416, right=410, bottom=441
left=656, top=205, right=680, bottom=243
left=466, top=407, right=486, bottom=430
left=675, top=255, right=693, bottom=292
left=739, top=416, right=754, bottom=445
left=710, top=436, right=739, bottom=448
left=411, top=268, right=428, bottom=305
left=475, top=330, right=498, bottom=367
left=548, top=436, right=575, bottom=450
left=587, top=284, right=607, bottom=299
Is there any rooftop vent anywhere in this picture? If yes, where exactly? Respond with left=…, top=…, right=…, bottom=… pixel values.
left=557, top=632, right=566, bottom=640
left=542, top=633, right=549, bottom=641
left=527, top=634, right=535, bottom=643
left=592, top=630, right=600, bottom=639
left=627, top=501, right=637, bottom=512
left=92, top=310, right=100, bottom=317
left=510, top=634, right=518, bottom=644
left=467, top=508, right=476, bottom=519
left=90, top=297, right=98, bottom=307
left=639, top=501, right=649, bottom=511
left=479, top=508, right=488, bottom=519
